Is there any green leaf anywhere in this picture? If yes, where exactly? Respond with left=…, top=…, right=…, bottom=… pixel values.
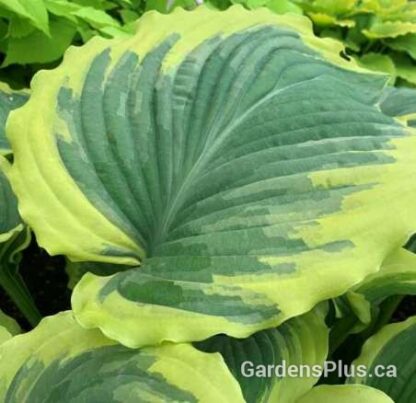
left=71, top=6, right=121, bottom=29
left=196, top=304, right=328, bottom=403
left=206, top=0, right=233, bottom=10
left=0, top=308, right=20, bottom=344
left=308, top=12, right=355, bottom=28
left=354, top=248, right=416, bottom=311
left=0, top=311, right=245, bottom=401
left=8, top=6, right=416, bottom=348
left=3, top=17, right=76, bottom=66
left=357, top=0, right=407, bottom=15
left=0, top=159, right=22, bottom=242
left=66, top=260, right=129, bottom=289
left=297, top=385, right=394, bottom=403
left=329, top=247, right=416, bottom=351
left=380, top=86, right=416, bottom=126
left=0, top=159, right=40, bottom=326
left=0, top=91, right=40, bottom=326
left=98, top=25, right=133, bottom=38
left=8, top=17, right=37, bottom=38
left=392, top=53, right=416, bottom=85
left=308, top=0, right=357, bottom=16
left=0, top=83, right=28, bottom=155
left=0, top=0, right=49, bottom=34
left=267, top=0, right=303, bottom=15
left=44, top=0, right=81, bottom=23
left=385, top=33, right=416, bottom=59
left=331, top=290, right=372, bottom=333
left=72, top=0, right=114, bottom=9
left=348, top=315, right=416, bottom=402
left=145, top=0, right=198, bottom=13
left=119, top=9, right=140, bottom=23
left=364, top=20, right=416, bottom=39
left=354, top=53, right=395, bottom=83
left=231, top=0, right=269, bottom=10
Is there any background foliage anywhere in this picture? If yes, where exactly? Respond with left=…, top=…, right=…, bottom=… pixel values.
left=3, top=1, right=416, bottom=87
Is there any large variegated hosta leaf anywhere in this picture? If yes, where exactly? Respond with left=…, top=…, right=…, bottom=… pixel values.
left=7, top=6, right=416, bottom=347
left=196, top=304, right=328, bottom=403
left=348, top=315, right=416, bottom=403
left=0, top=311, right=245, bottom=402
left=297, top=385, right=394, bottom=403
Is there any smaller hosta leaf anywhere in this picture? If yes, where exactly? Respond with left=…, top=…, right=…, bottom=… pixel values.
left=0, top=311, right=245, bottom=402
left=0, top=309, right=20, bottom=344
left=0, top=134, right=40, bottom=326
left=354, top=53, right=395, bottom=82
left=330, top=247, right=416, bottom=346
left=0, top=326, right=12, bottom=345
left=196, top=304, right=328, bottom=403
left=392, top=53, right=416, bottom=86
left=0, top=309, right=20, bottom=336
left=356, top=247, right=416, bottom=304
left=297, top=385, right=393, bottom=403
left=380, top=86, right=416, bottom=126
left=385, top=33, right=416, bottom=59
left=0, top=83, right=28, bottom=155
left=348, top=315, right=416, bottom=402
left=331, top=291, right=372, bottom=332
left=0, top=158, right=22, bottom=242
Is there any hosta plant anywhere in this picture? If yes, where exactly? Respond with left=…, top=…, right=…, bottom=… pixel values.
left=0, top=4, right=416, bottom=401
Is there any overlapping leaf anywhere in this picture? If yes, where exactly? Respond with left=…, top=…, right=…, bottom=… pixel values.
left=0, top=311, right=245, bottom=401
left=297, top=384, right=394, bottom=403
left=380, top=86, right=416, bottom=127
left=0, top=84, right=28, bottom=155
left=0, top=308, right=20, bottom=345
left=196, top=304, right=328, bottom=403
left=329, top=247, right=416, bottom=350
left=348, top=315, right=416, bottom=402
left=0, top=84, right=40, bottom=326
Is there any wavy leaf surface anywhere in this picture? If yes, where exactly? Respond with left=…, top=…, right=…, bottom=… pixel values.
left=297, top=384, right=393, bottom=403
left=349, top=315, right=416, bottom=402
left=0, top=311, right=245, bottom=402
left=196, top=304, right=328, bottom=403
left=7, top=6, right=416, bottom=347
